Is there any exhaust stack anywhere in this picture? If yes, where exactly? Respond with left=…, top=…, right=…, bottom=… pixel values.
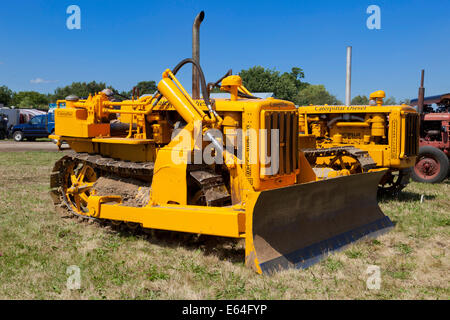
left=417, top=69, right=425, bottom=114
left=192, top=11, right=205, bottom=100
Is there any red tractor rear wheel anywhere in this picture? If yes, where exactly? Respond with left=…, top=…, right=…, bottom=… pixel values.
left=411, top=146, right=449, bottom=183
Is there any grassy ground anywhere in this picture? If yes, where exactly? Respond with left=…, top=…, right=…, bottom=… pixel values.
left=0, top=151, right=448, bottom=300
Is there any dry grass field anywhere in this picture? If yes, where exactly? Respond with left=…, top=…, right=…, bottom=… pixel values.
left=0, top=151, right=448, bottom=299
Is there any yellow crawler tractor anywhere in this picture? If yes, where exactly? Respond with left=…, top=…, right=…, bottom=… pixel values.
left=49, top=60, right=393, bottom=274
left=297, top=90, right=419, bottom=195
left=48, top=13, right=394, bottom=274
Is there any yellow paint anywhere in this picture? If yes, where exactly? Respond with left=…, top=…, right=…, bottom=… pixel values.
left=297, top=92, right=419, bottom=170
left=369, top=90, right=386, bottom=106
left=52, top=66, right=386, bottom=274
left=89, top=200, right=246, bottom=238
left=150, top=146, right=188, bottom=206
left=221, top=75, right=243, bottom=101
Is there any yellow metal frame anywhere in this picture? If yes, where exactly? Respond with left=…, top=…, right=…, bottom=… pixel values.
left=297, top=103, right=419, bottom=169
left=51, top=71, right=320, bottom=274
left=88, top=198, right=246, bottom=238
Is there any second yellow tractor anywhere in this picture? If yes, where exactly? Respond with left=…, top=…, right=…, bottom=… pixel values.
left=297, top=90, right=419, bottom=195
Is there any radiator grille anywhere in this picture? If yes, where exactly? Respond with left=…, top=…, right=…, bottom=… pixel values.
left=404, top=113, right=419, bottom=157
left=264, top=111, right=299, bottom=175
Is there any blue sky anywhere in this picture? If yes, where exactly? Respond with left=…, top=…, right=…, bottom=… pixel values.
left=0, top=0, right=449, bottom=102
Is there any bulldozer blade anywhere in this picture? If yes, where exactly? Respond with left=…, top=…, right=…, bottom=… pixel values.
left=245, top=170, right=393, bottom=274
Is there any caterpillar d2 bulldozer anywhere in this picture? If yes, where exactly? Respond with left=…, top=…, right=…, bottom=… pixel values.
left=297, top=90, right=420, bottom=195
left=49, top=60, right=393, bottom=274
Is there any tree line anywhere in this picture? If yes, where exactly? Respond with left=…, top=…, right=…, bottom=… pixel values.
left=239, top=66, right=407, bottom=105
left=0, top=81, right=157, bottom=110
left=350, top=95, right=410, bottom=106
left=0, top=66, right=406, bottom=109
left=239, top=66, right=342, bottom=105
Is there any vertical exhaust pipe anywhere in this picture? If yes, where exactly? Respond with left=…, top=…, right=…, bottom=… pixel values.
left=417, top=69, right=425, bottom=114
left=192, top=11, right=205, bottom=100
left=345, top=46, right=352, bottom=106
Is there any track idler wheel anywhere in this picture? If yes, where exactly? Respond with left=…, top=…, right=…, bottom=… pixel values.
left=62, top=159, right=98, bottom=217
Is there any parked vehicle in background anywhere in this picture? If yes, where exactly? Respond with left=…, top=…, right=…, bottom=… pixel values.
left=0, top=107, right=47, bottom=137
left=409, top=70, right=449, bottom=183
left=11, top=110, right=55, bottom=142
left=0, top=112, right=8, bottom=139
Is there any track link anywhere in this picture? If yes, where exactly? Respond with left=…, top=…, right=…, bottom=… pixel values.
left=50, top=151, right=231, bottom=221
left=301, top=146, right=377, bottom=172
left=301, top=146, right=411, bottom=196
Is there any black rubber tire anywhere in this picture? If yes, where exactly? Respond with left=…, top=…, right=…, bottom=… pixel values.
left=411, top=146, right=449, bottom=183
left=13, top=131, right=24, bottom=142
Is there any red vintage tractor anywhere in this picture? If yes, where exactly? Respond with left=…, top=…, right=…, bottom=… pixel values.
left=409, top=70, right=449, bottom=183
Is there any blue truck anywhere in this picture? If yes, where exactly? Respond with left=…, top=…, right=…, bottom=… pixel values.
left=11, top=110, right=55, bottom=142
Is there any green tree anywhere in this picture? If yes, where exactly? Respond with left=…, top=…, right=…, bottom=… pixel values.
left=134, top=81, right=157, bottom=95
left=12, top=91, right=50, bottom=109
left=294, top=84, right=342, bottom=106
left=383, top=96, right=397, bottom=105
left=239, top=66, right=280, bottom=93
left=351, top=95, right=369, bottom=105
left=52, top=81, right=113, bottom=100
left=273, top=73, right=299, bottom=101
left=238, top=66, right=308, bottom=101
left=120, top=81, right=158, bottom=98
left=283, top=67, right=308, bottom=90
left=0, top=85, right=13, bottom=106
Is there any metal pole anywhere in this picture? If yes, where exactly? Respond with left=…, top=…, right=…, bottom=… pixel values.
left=345, top=46, right=352, bottom=106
